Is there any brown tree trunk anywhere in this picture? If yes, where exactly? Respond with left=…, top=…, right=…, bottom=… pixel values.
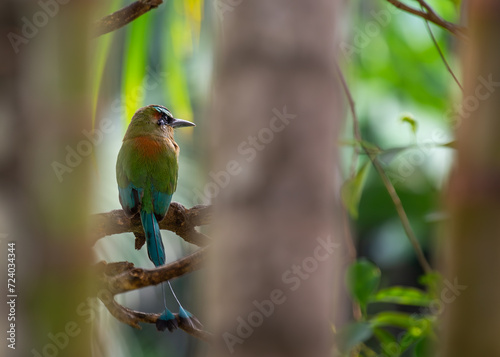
left=208, top=1, right=344, bottom=357
left=442, top=0, right=500, bottom=355
left=0, top=1, right=96, bottom=356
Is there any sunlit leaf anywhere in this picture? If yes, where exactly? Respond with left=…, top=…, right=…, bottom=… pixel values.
left=441, top=140, right=456, bottom=148
left=370, top=286, right=433, bottom=307
left=401, top=114, right=418, bottom=135
left=370, top=312, right=432, bottom=331
left=396, top=320, right=434, bottom=356
left=165, top=11, right=193, bottom=123
left=91, top=0, right=122, bottom=130
left=418, top=272, right=442, bottom=299
left=373, top=328, right=400, bottom=357
left=346, top=258, right=381, bottom=310
left=122, top=12, right=152, bottom=128
left=342, top=160, right=372, bottom=219
left=183, top=0, right=203, bottom=44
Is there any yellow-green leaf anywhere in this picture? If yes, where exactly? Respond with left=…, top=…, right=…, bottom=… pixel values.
left=346, top=258, right=381, bottom=311
left=90, top=0, right=121, bottom=130
left=342, top=160, right=371, bottom=219
left=122, top=12, right=152, bottom=128
left=370, top=286, right=433, bottom=307
left=401, top=114, right=418, bottom=135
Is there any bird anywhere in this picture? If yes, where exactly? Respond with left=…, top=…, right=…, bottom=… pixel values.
left=116, top=104, right=201, bottom=332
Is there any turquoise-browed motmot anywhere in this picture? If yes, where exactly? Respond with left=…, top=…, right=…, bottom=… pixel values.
left=116, top=104, right=200, bottom=331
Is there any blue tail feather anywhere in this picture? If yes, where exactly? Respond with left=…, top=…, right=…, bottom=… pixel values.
left=156, top=308, right=178, bottom=332
left=140, top=210, right=165, bottom=267
left=140, top=210, right=203, bottom=331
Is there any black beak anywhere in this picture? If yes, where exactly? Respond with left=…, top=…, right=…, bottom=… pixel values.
left=170, top=118, right=196, bottom=128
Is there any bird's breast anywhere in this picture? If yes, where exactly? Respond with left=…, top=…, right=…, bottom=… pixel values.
left=132, top=136, right=178, bottom=158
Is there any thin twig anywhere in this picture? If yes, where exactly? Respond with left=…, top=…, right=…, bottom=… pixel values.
left=421, top=8, right=464, bottom=91
left=385, top=0, right=467, bottom=40
left=414, top=0, right=434, bottom=15
left=94, top=0, right=163, bottom=37
left=335, top=62, right=433, bottom=274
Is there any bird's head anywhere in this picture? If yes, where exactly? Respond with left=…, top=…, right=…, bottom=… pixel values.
left=124, top=104, right=195, bottom=140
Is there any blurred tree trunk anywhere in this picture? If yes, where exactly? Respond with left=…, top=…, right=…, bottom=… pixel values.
left=0, top=1, right=96, bottom=356
left=208, top=1, right=344, bottom=357
left=442, top=0, right=500, bottom=355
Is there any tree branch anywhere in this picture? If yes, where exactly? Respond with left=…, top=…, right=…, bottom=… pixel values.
left=91, top=202, right=212, bottom=248
left=100, top=295, right=212, bottom=341
left=97, top=246, right=208, bottom=295
left=94, top=0, right=163, bottom=37
left=385, top=0, right=467, bottom=40
left=94, top=244, right=211, bottom=340
left=92, top=203, right=212, bottom=339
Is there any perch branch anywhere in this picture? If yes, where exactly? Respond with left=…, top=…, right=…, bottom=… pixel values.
left=94, top=0, right=163, bottom=37
left=95, top=247, right=211, bottom=340
left=385, top=0, right=467, bottom=40
left=97, top=246, right=208, bottom=295
left=100, top=295, right=212, bottom=341
left=91, top=202, right=212, bottom=248
left=92, top=202, right=212, bottom=339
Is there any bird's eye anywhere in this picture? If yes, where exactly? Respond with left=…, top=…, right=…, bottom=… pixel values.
left=157, top=117, right=167, bottom=126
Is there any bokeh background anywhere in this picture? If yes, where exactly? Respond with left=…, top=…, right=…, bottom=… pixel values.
left=0, top=0, right=465, bottom=356
left=91, top=0, right=460, bottom=356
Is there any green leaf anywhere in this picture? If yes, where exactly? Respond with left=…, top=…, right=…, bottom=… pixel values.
left=418, top=272, right=442, bottom=299
left=397, top=321, right=434, bottom=355
left=337, top=322, right=373, bottom=353
left=413, top=335, right=436, bottom=357
left=164, top=1, right=194, bottom=123
left=401, top=114, right=418, bottom=135
left=346, top=259, right=381, bottom=310
left=370, top=312, right=432, bottom=331
left=373, top=328, right=400, bottom=357
left=122, top=12, right=153, bottom=128
left=440, top=140, right=456, bottom=148
left=342, top=160, right=372, bottom=219
left=90, top=0, right=122, bottom=130
left=370, top=286, right=433, bottom=307
left=371, top=312, right=414, bottom=329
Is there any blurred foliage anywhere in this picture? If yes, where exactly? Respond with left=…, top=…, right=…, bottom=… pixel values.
left=338, top=258, right=439, bottom=356
left=338, top=0, right=461, bottom=356
left=89, top=0, right=461, bottom=355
